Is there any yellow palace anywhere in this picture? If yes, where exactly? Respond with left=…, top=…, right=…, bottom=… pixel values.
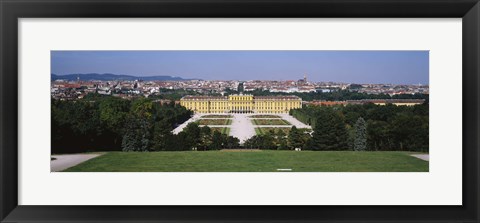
left=180, top=94, right=302, bottom=114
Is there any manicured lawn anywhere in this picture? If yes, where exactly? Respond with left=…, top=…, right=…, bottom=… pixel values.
left=250, top=115, right=281, bottom=119
left=64, top=151, right=428, bottom=172
left=201, top=115, right=233, bottom=118
left=252, top=119, right=290, bottom=125
left=210, top=127, right=230, bottom=135
left=196, top=119, right=232, bottom=125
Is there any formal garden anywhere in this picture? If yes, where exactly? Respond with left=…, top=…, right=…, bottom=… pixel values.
left=210, top=127, right=231, bottom=135
left=196, top=119, right=232, bottom=125
left=201, top=114, right=233, bottom=118
left=255, top=127, right=311, bottom=136
left=249, top=115, right=281, bottom=119
left=252, top=119, right=291, bottom=125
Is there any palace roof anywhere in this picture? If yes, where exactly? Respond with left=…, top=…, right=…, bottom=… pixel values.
left=254, top=95, right=301, bottom=100
left=181, top=95, right=302, bottom=100
left=181, top=96, right=227, bottom=100
left=346, top=99, right=425, bottom=104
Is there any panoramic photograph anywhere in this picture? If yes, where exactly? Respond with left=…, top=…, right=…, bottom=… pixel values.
left=50, top=50, right=429, bottom=172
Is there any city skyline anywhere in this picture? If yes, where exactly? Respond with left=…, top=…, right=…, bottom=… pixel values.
left=51, top=50, right=429, bottom=85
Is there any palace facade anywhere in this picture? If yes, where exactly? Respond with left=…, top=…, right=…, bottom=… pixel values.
left=180, top=94, right=302, bottom=113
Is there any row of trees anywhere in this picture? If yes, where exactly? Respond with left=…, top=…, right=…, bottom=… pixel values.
left=290, top=102, right=429, bottom=152
left=243, top=126, right=309, bottom=150
left=52, top=94, right=242, bottom=153
left=242, top=117, right=371, bottom=152
left=171, top=123, right=240, bottom=151
left=52, top=94, right=193, bottom=153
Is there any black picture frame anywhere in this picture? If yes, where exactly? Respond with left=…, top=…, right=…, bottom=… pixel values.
left=1, top=0, right=479, bottom=222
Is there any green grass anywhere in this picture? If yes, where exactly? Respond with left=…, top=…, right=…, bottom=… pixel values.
left=201, top=115, right=233, bottom=118
left=210, top=127, right=230, bottom=135
left=64, top=151, right=428, bottom=172
left=252, top=119, right=291, bottom=125
left=255, top=127, right=291, bottom=135
left=196, top=119, right=232, bottom=125
left=249, top=115, right=281, bottom=119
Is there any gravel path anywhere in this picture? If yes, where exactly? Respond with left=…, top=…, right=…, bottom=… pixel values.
left=411, top=154, right=429, bottom=161
left=278, top=114, right=312, bottom=129
left=197, top=118, right=233, bottom=119
left=51, top=154, right=102, bottom=172
left=248, top=118, right=282, bottom=119
left=172, top=114, right=202, bottom=134
left=229, top=114, right=256, bottom=143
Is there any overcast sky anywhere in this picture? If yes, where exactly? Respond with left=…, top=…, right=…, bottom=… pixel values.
left=51, top=50, right=429, bottom=84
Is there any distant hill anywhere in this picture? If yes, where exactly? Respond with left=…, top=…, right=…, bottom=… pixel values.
left=51, top=73, right=199, bottom=81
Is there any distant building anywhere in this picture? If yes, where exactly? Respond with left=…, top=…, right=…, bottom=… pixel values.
left=348, top=99, right=425, bottom=106
left=153, top=99, right=175, bottom=105
left=180, top=94, right=302, bottom=114
left=316, top=89, right=332, bottom=93
left=305, top=99, right=425, bottom=107
left=304, top=101, right=347, bottom=106
left=297, top=74, right=308, bottom=84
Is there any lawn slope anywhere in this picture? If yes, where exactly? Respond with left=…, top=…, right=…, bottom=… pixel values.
left=64, top=151, right=428, bottom=172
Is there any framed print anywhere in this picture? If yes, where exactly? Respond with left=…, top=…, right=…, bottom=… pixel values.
left=1, top=0, right=479, bottom=222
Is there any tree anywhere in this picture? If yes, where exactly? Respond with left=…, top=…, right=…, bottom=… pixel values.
left=243, top=136, right=255, bottom=149
left=243, top=135, right=275, bottom=150
left=275, top=129, right=288, bottom=150
left=183, top=122, right=201, bottom=150
left=174, top=132, right=191, bottom=151
left=332, top=111, right=348, bottom=150
left=210, top=131, right=224, bottom=150
left=288, top=126, right=303, bottom=150
left=99, top=97, right=130, bottom=132
left=122, top=114, right=153, bottom=152
left=310, top=108, right=348, bottom=150
left=366, top=120, right=392, bottom=151
left=261, top=131, right=277, bottom=150
left=344, top=111, right=361, bottom=127
left=153, top=120, right=175, bottom=151
left=52, top=95, right=195, bottom=153
left=303, top=137, right=314, bottom=150
left=391, top=114, right=428, bottom=152
left=121, top=98, right=156, bottom=152
left=354, top=117, right=367, bottom=151
left=225, top=136, right=240, bottom=149
left=346, top=125, right=355, bottom=150
left=199, top=126, right=212, bottom=150
left=288, top=102, right=429, bottom=152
